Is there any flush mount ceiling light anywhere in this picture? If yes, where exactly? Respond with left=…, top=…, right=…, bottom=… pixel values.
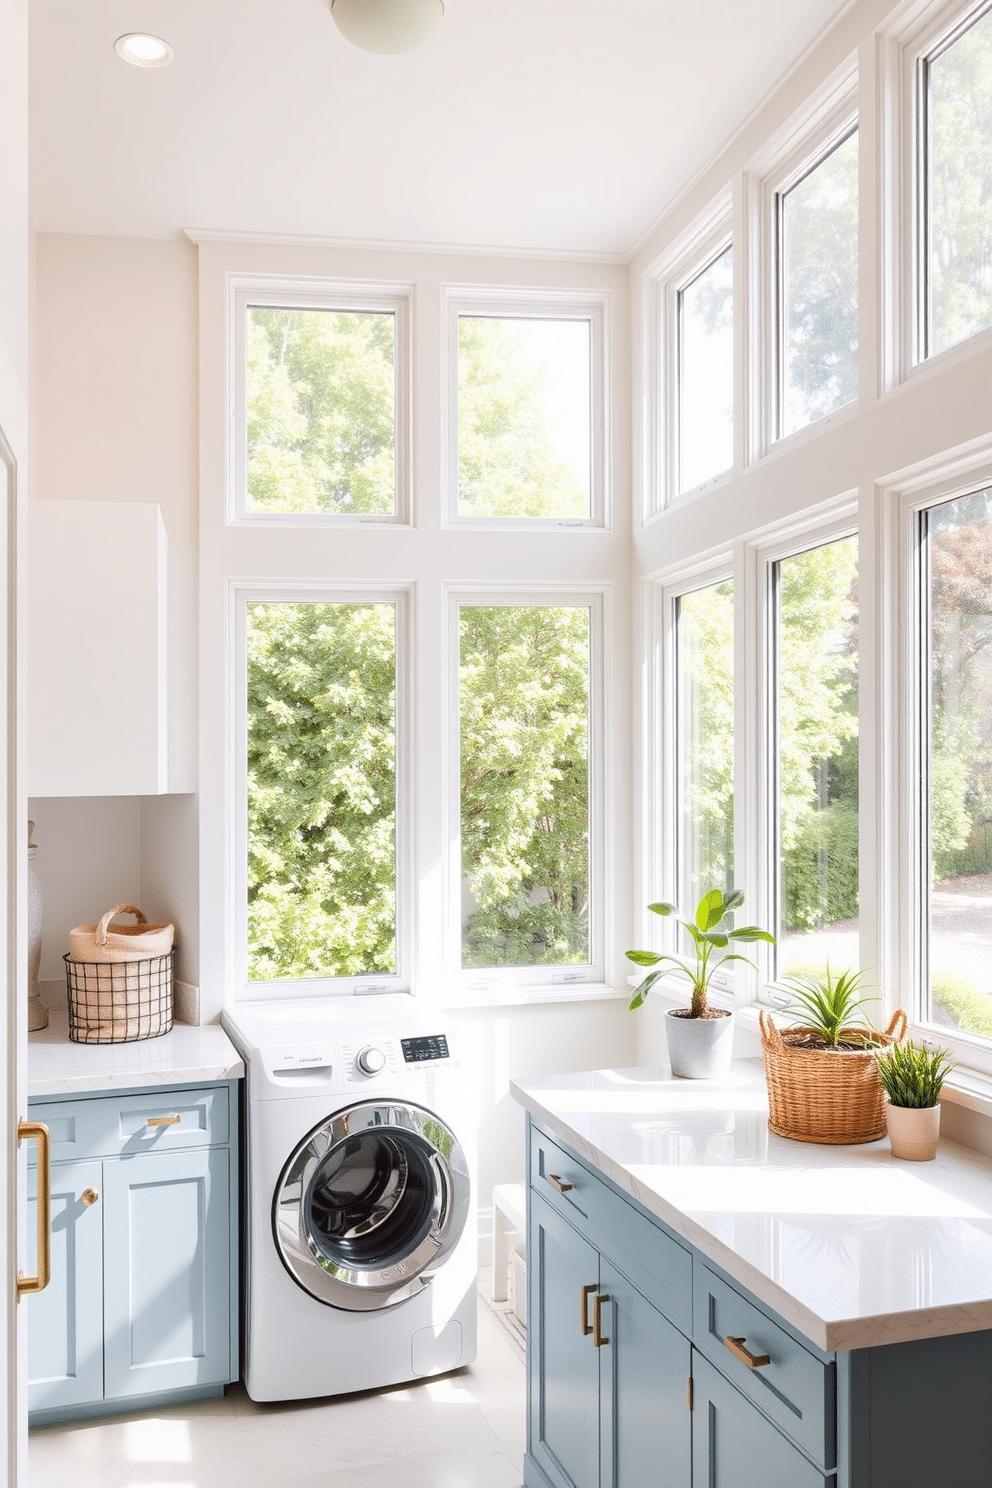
left=330, top=0, right=444, bottom=55
left=115, top=33, right=174, bottom=69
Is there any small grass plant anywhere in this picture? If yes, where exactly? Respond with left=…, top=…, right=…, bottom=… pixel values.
left=779, top=966, right=876, bottom=1048
left=875, top=1042, right=953, bottom=1109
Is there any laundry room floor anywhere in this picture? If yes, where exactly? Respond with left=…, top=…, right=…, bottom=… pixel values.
left=28, top=1282, right=525, bottom=1488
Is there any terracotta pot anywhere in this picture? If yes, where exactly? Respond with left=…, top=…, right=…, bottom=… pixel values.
left=886, top=1101, right=940, bottom=1161
left=665, top=1007, right=733, bottom=1079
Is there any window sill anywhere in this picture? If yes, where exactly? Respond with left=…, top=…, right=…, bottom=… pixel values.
left=435, top=980, right=631, bottom=1011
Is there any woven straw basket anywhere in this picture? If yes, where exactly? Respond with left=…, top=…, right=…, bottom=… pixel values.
left=68, top=904, right=174, bottom=962
left=759, top=1008, right=908, bottom=1145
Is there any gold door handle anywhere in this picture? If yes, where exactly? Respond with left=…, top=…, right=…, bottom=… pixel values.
left=18, top=1121, right=51, bottom=1298
left=581, top=1282, right=597, bottom=1336
left=146, top=1115, right=181, bottom=1128
left=547, top=1173, right=574, bottom=1193
left=593, top=1292, right=610, bottom=1348
left=724, top=1335, right=771, bottom=1369
left=81, top=1188, right=100, bottom=1207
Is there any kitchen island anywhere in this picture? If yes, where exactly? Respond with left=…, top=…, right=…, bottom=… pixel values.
left=512, top=1061, right=992, bottom=1488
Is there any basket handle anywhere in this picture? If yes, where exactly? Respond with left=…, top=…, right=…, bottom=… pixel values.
left=884, top=1008, right=908, bottom=1042
left=95, top=904, right=148, bottom=946
left=759, top=1010, right=786, bottom=1051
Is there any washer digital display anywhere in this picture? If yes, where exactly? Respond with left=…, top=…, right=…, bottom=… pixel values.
left=401, top=1034, right=449, bottom=1063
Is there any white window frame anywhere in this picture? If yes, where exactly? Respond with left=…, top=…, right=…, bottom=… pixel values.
left=642, top=192, right=733, bottom=520
left=442, top=286, right=610, bottom=530
left=230, top=579, right=414, bottom=1003
left=228, top=276, right=413, bottom=528
left=447, top=583, right=608, bottom=996
left=880, top=438, right=992, bottom=1076
left=746, top=63, right=859, bottom=460
left=745, top=502, right=860, bottom=999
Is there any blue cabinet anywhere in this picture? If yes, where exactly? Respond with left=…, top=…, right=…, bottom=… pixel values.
left=27, top=1081, right=238, bottom=1425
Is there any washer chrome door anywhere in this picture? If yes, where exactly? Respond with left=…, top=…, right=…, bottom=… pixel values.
left=273, top=1100, right=470, bottom=1311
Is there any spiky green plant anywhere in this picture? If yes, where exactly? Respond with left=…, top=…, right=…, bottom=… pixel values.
left=779, top=966, right=875, bottom=1047
left=875, top=1041, right=953, bottom=1109
left=626, top=887, right=775, bottom=1018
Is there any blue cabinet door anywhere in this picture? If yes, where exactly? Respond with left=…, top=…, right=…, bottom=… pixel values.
left=102, top=1147, right=231, bottom=1400
left=528, top=1191, right=601, bottom=1488
left=600, top=1260, right=691, bottom=1488
left=27, top=1160, right=104, bottom=1413
left=692, top=1352, right=834, bottom=1488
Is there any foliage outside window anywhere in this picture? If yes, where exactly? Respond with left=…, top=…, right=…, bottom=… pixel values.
left=675, top=581, right=734, bottom=907
left=924, top=488, right=992, bottom=1039
left=778, top=129, right=859, bottom=437
left=459, top=604, right=591, bottom=970
left=457, top=316, right=592, bottom=519
left=677, top=246, right=734, bottom=494
left=246, top=306, right=396, bottom=516
left=246, top=601, right=397, bottom=982
left=923, top=5, right=992, bottom=357
left=774, top=536, right=859, bottom=978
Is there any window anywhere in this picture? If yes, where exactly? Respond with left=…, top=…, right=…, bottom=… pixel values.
left=446, top=291, right=607, bottom=526
left=243, top=596, right=401, bottom=988
left=674, top=580, right=734, bottom=905
left=676, top=245, right=734, bottom=494
left=921, top=487, right=992, bottom=1038
left=920, top=4, right=992, bottom=358
left=457, top=599, right=598, bottom=983
left=772, top=535, right=859, bottom=978
left=231, top=280, right=411, bottom=524
left=777, top=127, right=859, bottom=437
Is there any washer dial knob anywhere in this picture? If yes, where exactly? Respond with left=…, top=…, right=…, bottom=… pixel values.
left=356, top=1045, right=387, bottom=1076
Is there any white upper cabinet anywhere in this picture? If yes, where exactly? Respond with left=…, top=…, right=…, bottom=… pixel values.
left=28, top=499, right=192, bottom=797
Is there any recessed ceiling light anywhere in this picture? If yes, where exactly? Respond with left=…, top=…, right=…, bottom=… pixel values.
left=115, top=33, right=174, bottom=69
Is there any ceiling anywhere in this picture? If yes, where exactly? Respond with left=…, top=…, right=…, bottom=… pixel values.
left=30, top=0, right=852, bottom=258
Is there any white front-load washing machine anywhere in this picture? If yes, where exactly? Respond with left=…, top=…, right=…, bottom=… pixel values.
left=222, top=995, right=478, bottom=1402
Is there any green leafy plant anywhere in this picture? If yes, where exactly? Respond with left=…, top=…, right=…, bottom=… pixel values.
left=626, top=887, right=775, bottom=1018
left=779, top=966, right=875, bottom=1048
left=875, top=1042, right=954, bottom=1109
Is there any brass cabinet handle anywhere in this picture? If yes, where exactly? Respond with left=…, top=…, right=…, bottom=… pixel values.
left=724, top=1335, right=771, bottom=1369
left=81, top=1188, right=100, bottom=1207
left=547, top=1172, right=574, bottom=1194
left=18, top=1121, right=51, bottom=1298
left=593, top=1292, right=610, bottom=1348
left=147, top=1115, right=181, bottom=1128
left=581, top=1282, right=596, bottom=1336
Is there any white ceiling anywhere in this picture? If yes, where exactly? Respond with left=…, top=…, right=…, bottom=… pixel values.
left=31, top=0, right=852, bottom=258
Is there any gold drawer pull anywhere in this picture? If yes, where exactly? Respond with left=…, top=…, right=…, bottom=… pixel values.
left=581, top=1282, right=596, bottom=1336
left=724, top=1335, right=771, bottom=1369
left=593, top=1292, right=610, bottom=1349
left=147, top=1115, right=182, bottom=1128
left=547, top=1172, right=574, bottom=1193
left=17, top=1121, right=51, bottom=1298
left=81, top=1188, right=100, bottom=1207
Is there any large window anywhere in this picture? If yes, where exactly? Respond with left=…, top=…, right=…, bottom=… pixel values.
left=922, top=488, right=992, bottom=1038
left=677, top=245, right=734, bottom=493
left=245, top=598, right=398, bottom=986
left=772, top=535, right=859, bottom=978
left=777, top=127, right=859, bottom=438
left=458, top=601, right=595, bottom=980
left=675, top=580, right=734, bottom=906
left=920, top=4, right=992, bottom=357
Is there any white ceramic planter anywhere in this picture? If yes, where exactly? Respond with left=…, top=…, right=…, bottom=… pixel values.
left=886, top=1101, right=941, bottom=1161
left=665, top=1008, right=733, bottom=1079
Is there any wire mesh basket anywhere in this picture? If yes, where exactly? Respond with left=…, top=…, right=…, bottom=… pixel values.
left=64, top=950, right=174, bottom=1044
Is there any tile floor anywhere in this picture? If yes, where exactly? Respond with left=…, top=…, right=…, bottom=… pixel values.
left=29, top=1285, right=525, bottom=1488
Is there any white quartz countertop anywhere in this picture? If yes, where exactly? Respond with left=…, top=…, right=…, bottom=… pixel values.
left=28, top=1004, right=244, bottom=1096
left=512, top=1061, right=992, bottom=1354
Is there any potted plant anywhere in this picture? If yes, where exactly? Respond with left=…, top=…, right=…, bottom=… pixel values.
left=875, top=1041, right=953, bottom=1161
left=627, top=887, right=775, bottom=1079
left=759, top=967, right=907, bottom=1144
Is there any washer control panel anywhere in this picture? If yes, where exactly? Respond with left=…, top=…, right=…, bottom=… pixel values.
left=401, top=1034, right=450, bottom=1063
